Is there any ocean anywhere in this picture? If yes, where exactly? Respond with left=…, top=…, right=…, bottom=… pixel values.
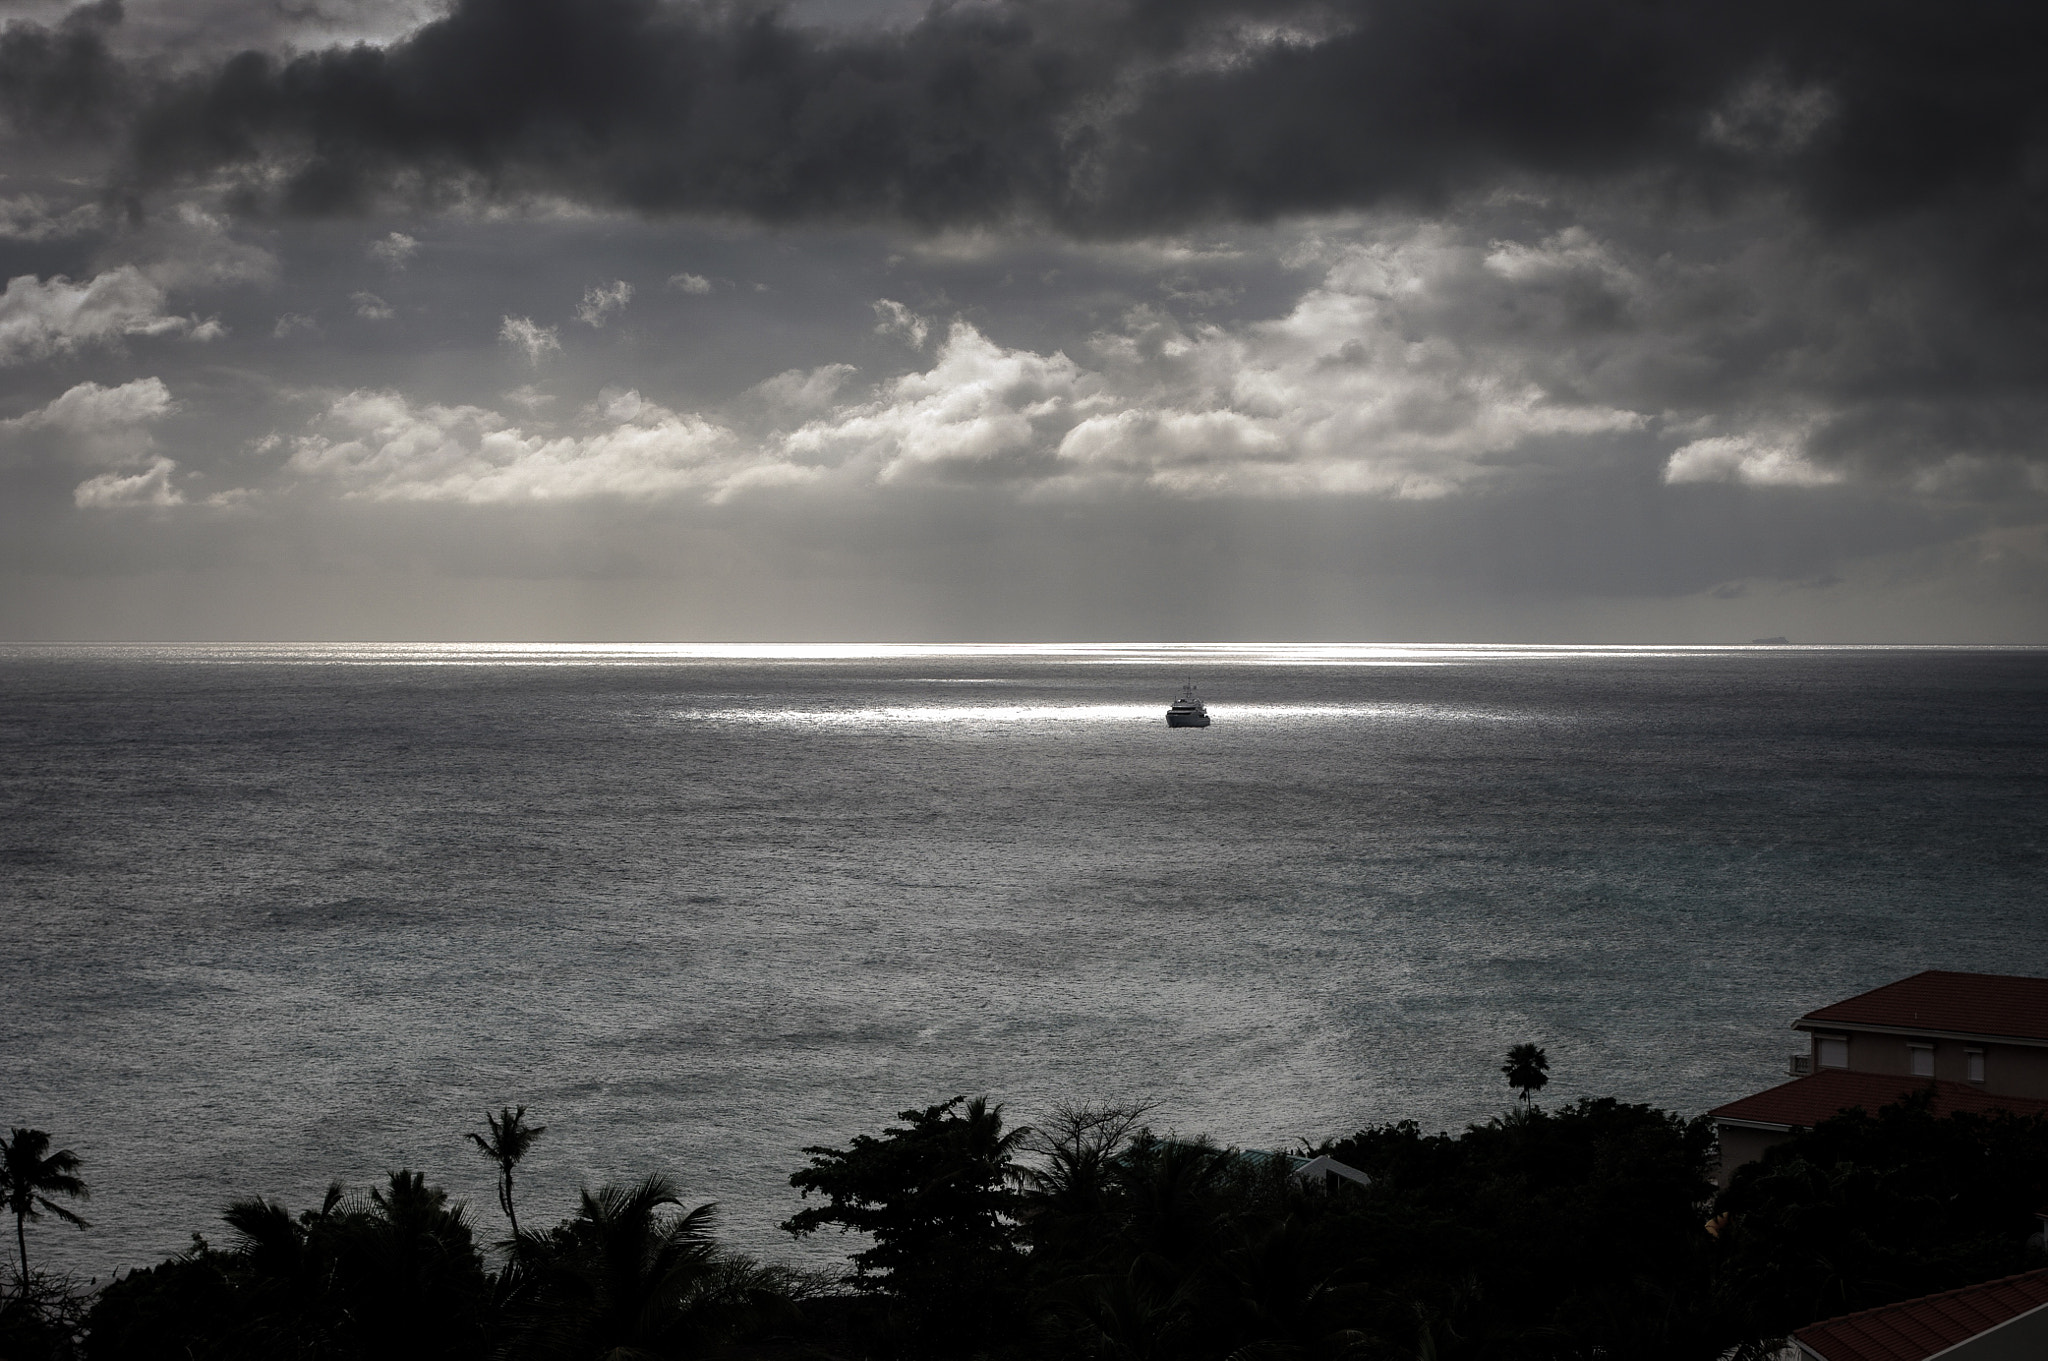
left=2, top=643, right=2044, bottom=1278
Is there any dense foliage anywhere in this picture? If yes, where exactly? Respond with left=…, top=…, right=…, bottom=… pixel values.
left=785, top=1095, right=1029, bottom=1350
left=1713, top=1089, right=2048, bottom=1348
left=4, top=1078, right=2044, bottom=1361
left=86, top=1172, right=492, bottom=1360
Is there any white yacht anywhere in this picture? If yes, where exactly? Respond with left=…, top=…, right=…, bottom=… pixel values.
left=1166, top=681, right=1211, bottom=728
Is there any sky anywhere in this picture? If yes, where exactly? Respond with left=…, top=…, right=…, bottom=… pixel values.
left=1, top=0, right=2045, bottom=642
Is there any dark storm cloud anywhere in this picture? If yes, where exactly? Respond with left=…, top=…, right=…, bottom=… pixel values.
left=0, top=0, right=129, bottom=142
left=122, top=0, right=1160, bottom=222
left=2, top=0, right=2042, bottom=236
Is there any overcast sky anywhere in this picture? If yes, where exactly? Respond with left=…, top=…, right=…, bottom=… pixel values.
left=1, top=0, right=2044, bottom=641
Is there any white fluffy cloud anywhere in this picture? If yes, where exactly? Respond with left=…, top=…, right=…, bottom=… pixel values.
left=74, top=458, right=184, bottom=509
left=11, top=377, right=176, bottom=437
left=4, top=377, right=189, bottom=506
left=575, top=280, right=633, bottom=327
left=1481, top=225, right=1638, bottom=288
left=109, top=221, right=1881, bottom=514
left=6, top=377, right=177, bottom=467
left=780, top=231, right=1648, bottom=498
left=500, top=315, right=561, bottom=363
left=0, top=269, right=197, bottom=364
left=1079, top=233, right=1645, bottom=496
left=1664, top=433, right=1841, bottom=487
left=785, top=323, right=1095, bottom=482
left=871, top=298, right=931, bottom=348
left=282, top=387, right=810, bottom=503
left=0, top=205, right=269, bottom=366
left=748, top=364, right=856, bottom=420
left=368, top=232, right=420, bottom=269
left=177, top=230, right=1669, bottom=509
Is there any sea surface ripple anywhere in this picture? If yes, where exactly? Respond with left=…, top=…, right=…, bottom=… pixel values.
left=2, top=643, right=2044, bottom=1275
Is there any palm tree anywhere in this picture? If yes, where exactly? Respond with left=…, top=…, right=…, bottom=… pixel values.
left=468, top=1105, right=546, bottom=1235
left=518, top=1173, right=726, bottom=1358
left=1501, top=1043, right=1550, bottom=1105
left=2, top=1129, right=89, bottom=1281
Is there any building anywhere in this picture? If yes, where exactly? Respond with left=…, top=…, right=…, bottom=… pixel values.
left=1789, top=1267, right=2048, bottom=1361
left=1711, top=971, right=2048, bottom=1185
left=1786, top=970, right=2048, bottom=1094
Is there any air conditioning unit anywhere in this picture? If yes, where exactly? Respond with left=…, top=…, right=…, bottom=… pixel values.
left=1787, top=1054, right=1813, bottom=1076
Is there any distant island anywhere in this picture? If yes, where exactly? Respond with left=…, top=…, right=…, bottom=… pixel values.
left=1751, top=636, right=1791, bottom=644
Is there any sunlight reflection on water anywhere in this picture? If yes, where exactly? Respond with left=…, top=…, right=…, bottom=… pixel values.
left=0, top=641, right=1956, bottom=667
left=671, top=701, right=1526, bottom=725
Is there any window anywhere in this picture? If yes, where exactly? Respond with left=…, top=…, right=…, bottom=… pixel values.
left=1967, top=1049, right=1985, bottom=1083
left=1818, top=1036, right=1849, bottom=1069
left=1910, top=1043, right=1934, bottom=1078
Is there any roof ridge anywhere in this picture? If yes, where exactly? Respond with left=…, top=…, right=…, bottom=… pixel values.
left=1708, top=1069, right=2048, bottom=1128
left=1728, top=1070, right=2020, bottom=1096
left=1795, top=972, right=2048, bottom=1043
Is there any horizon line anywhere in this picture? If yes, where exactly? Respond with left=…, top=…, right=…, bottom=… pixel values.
left=4, top=639, right=2045, bottom=654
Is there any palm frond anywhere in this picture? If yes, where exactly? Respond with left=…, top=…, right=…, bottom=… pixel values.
left=223, top=1197, right=302, bottom=1256
left=32, top=1195, right=88, bottom=1229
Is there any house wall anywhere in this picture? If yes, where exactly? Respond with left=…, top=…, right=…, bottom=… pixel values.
left=1715, top=1123, right=1792, bottom=1188
left=1845, top=1032, right=1905, bottom=1075
left=1802, top=1031, right=2048, bottom=1099
left=1982, top=1044, right=2048, bottom=1099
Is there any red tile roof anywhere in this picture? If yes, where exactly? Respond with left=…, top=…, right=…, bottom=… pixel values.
left=1793, top=1268, right=2048, bottom=1361
left=1709, top=1069, right=2048, bottom=1130
left=1799, top=971, right=2048, bottom=1043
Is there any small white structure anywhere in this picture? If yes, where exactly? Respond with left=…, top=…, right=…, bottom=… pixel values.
left=1289, top=1154, right=1371, bottom=1188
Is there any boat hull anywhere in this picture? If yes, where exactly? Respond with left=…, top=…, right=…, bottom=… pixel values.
left=1166, top=710, right=1210, bottom=728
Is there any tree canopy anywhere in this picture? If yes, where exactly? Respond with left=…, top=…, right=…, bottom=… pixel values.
left=2, top=1128, right=89, bottom=1281
left=1501, top=1043, right=1551, bottom=1105
left=6, top=1078, right=2043, bottom=1361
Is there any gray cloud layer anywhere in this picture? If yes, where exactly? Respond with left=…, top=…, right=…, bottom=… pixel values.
left=1, top=0, right=2044, bottom=639
left=0, top=0, right=2037, bottom=233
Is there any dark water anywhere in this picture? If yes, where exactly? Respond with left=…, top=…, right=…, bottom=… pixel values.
left=3, top=643, right=2044, bottom=1277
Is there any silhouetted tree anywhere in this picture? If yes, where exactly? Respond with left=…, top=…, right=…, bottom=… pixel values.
left=217, top=1187, right=343, bottom=1353
left=2, top=1129, right=89, bottom=1281
left=347, top=1170, right=492, bottom=1357
left=467, top=1105, right=546, bottom=1237
left=1320, top=1097, right=1723, bottom=1359
left=84, top=1249, right=240, bottom=1361
left=76, top=1079, right=2018, bottom=1361
left=87, top=1172, right=491, bottom=1361
left=0, top=1267, right=91, bottom=1360
left=786, top=1095, right=1029, bottom=1350
left=1713, top=1091, right=2048, bottom=1348
left=1019, top=1104, right=1151, bottom=1264
left=1501, top=1044, right=1549, bottom=1105
left=512, top=1173, right=790, bottom=1359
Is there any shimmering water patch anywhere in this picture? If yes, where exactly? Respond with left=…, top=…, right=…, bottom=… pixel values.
left=1, top=644, right=2042, bottom=1281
